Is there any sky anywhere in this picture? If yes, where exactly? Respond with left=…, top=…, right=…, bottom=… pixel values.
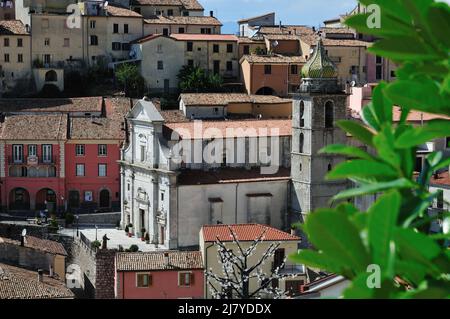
left=201, top=0, right=358, bottom=34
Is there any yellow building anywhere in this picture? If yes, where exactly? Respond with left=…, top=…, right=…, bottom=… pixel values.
left=171, top=33, right=239, bottom=81
left=200, top=224, right=307, bottom=299
left=0, top=20, right=32, bottom=94
left=30, top=4, right=144, bottom=68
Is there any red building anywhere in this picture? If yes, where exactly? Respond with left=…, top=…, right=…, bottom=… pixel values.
left=115, top=251, right=204, bottom=299
left=0, top=97, right=130, bottom=215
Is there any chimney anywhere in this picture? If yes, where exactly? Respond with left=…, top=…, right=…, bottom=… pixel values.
left=312, top=26, right=316, bottom=33
left=279, top=20, right=282, bottom=30
left=49, top=265, right=54, bottom=277
left=290, top=228, right=296, bottom=236
left=20, top=235, right=25, bottom=247
left=37, top=269, right=44, bottom=283
left=164, top=252, right=169, bottom=266
left=210, top=10, right=214, bottom=17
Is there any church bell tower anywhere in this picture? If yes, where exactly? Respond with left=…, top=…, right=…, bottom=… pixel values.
left=290, top=38, right=348, bottom=230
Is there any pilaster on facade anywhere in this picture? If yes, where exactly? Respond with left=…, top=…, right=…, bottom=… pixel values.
left=59, top=141, right=65, bottom=178
left=0, top=142, right=5, bottom=178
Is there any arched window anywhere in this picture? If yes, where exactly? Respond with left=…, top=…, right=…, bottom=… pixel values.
left=299, top=101, right=305, bottom=127
left=45, top=70, right=57, bottom=82
left=325, top=101, right=334, bottom=128
left=299, top=133, right=304, bottom=153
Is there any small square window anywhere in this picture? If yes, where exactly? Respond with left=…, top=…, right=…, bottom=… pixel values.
left=98, top=144, right=107, bottom=156
left=157, top=61, right=164, bottom=70
left=76, top=164, right=85, bottom=177
left=76, top=144, right=85, bottom=156
left=98, top=164, right=107, bottom=177
left=264, top=65, right=272, bottom=75
left=137, top=273, right=152, bottom=287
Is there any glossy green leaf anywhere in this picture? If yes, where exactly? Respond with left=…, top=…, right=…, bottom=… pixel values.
left=386, top=78, right=450, bottom=116
left=319, top=144, right=375, bottom=161
left=333, top=178, right=417, bottom=200
left=395, top=120, right=450, bottom=148
left=372, top=82, right=393, bottom=124
left=368, top=191, right=401, bottom=277
left=326, top=160, right=399, bottom=181
left=373, top=126, right=402, bottom=169
left=426, top=2, right=450, bottom=49
left=362, top=103, right=381, bottom=131
left=345, top=12, right=413, bottom=37
left=304, top=209, right=370, bottom=276
left=369, top=36, right=442, bottom=61
left=337, top=120, right=375, bottom=147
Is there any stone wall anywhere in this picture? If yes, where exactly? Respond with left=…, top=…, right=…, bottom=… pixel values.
left=0, top=242, right=55, bottom=275
left=0, top=222, right=48, bottom=240
left=76, top=212, right=121, bottom=227
left=69, top=238, right=97, bottom=298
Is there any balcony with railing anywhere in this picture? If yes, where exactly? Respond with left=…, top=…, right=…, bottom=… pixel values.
left=8, top=155, right=57, bottom=165
left=273, top=262, right=306, bottom=275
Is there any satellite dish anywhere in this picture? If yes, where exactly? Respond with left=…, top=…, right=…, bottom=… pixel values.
left=350, top=81, right=356, bottom=87
left=21, top=229, right=27, bottom=237
left=309, top=48, right=314, bottom=54
left=272, top=40, right=279, bottom=47
left=104, top=1, right=109, bottom=7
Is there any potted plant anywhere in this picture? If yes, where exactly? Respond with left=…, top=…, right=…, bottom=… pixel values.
left=141, top=228, right=146, bottom=241
left=124, top=224, right=129, bottom=235
left=144, top=232, right=150, bottom=244
left=91, top=240, right=101, bottom=250
left=129, top=245, right=139, bottom=252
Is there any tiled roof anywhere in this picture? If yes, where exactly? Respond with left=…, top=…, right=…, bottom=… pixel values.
left=180, top=93, right=291, bottom=106
left=145, top=15, right=222, bottom=26
left=241, top=54, right=306, bottom=64
left=0, top=97, right=103, bottom=113
left=170, top=33, right=238, bottom=42
left=180, top=0, right=204, bottom=10
left=264, top=34, right=302, bottom=41
left=132, top=0, right=182, bottom=6
left=0, top=114, right=67, bottom=140
left=116, top=251, right=203, bottom=271
left=392, top=107, right=450, bottom=122
left=320, top=38, right=370, bottom=47
left=320, top=27, right=355, bottom=35
left=0, top=263, right=74, bottom=299
left=430, top=171, right=450, bottom=188
left=178, top=167, right=291, bottom=186
left=132, top=0, right=204, bottom=10
left=0, top=236, right=67, bottom=256
left=105, top=5, right=143, bottom=17
left=165, top=119, right=292, bottom=139
left=238, top=12, right=275, bottom=24
left=238, top=36, right=265, bottom=44
left=69, top=97, right=131, bottom=140
left=153, top=99, right=189, bottom=123
left=259, top=25, right=314, bottom=36
left=0, top=20, right=29, bottom=35
left=201, top=223, right=300, bottom=242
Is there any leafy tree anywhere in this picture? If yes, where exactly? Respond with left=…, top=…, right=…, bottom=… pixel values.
left=290, top=0, right=450, bottom=298
left=115, top=63, right=145, bottom=97
left=178, top=65, right=223, bottom=92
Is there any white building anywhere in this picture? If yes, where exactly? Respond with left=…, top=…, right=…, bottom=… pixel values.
left=120, top=99, right=292, bottom=249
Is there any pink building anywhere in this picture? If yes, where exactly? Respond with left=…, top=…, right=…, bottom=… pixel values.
left=115, top=251, right=204, bottom=299
left=0, top=97, right=130, bottom=215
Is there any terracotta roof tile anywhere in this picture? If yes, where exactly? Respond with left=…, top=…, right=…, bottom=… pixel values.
left=0, top=97, right=103, bottom=113
left=170, top=33, right=238, bottom=42
left=0, top=20, right=29, bottom=35
left=145, top=15, right=221, bottom=26
left=178, top=167, right=291, bottom=185
left=69, top=97, right=131, bottom=140
left=180, top=0, right=204, bottom=10
left=0, top=263, right=74, bottom=299
left=0, top=113, right=67, bottom=140
left=116, top=251, right=203, bottom=271
left=165, top=118, right=292, bottom=139
left=393, top=107, right=450, bottom=122
left=105, top=5, right=142, bottom=18
left=430, top=171, right=450, bottom=188
left=180, top=93, right=291, bottom=106
left=0, top=236, right=67, bottom=256
left=201, top=224, right=300, bottom=242
left=238, top=12, right=275, bottom=24
left=241, top=54, right=306, bottom=64
left=259, top=25, right=314, bottom=36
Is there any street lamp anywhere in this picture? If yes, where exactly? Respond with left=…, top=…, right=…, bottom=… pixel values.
left=95, top=225, right=98, bottom=241
left=76, top=214, right=79, bottom=237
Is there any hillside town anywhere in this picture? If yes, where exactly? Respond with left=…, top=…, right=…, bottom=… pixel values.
left=0, top=0, right=448, bottom=300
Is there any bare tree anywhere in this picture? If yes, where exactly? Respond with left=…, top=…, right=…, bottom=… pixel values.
left=206, top=225, right=299, bottom=299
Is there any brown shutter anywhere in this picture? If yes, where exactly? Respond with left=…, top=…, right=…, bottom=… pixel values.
left=137, top=274, right=143, bottom=287
left=179, top=272, right=184, bottom=286
left=148, top=274, right=152, bottom=286
left=190, top=273, right=195, bottom=286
